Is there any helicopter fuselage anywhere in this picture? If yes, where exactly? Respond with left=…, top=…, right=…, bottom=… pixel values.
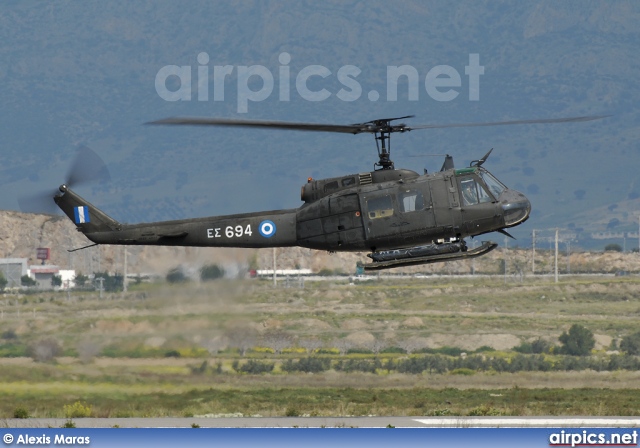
left=54, top=163, right=530, bottom=261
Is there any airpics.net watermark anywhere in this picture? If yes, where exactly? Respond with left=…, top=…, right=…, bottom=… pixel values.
left=155, top=52, right=484, bottom=113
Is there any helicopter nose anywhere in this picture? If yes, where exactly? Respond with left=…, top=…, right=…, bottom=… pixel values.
left=500, top=189, right=531, bottom=227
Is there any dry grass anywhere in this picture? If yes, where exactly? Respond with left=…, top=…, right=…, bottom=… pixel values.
left=2, top=275, right=640, bottom=417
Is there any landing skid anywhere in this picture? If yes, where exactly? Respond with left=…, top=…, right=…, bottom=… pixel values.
left=363, top=241, right=498, bottom=271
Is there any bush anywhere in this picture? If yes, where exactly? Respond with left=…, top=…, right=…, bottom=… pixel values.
left=63, top=401, right=92, bottom=418
left=380, top=346, right=406, bottom=354
left=28, top=338, right=63, bottom=363
left=21, top=275, right=37, bottom=287
left=190, top=361, right=209, bottom=375
left=0, top=272, right=7, bottom=291
left=1, top=329, right=17, bottom=340
left=620, top=332, right=640, bottom=356
left=604, top=243, right=623, bottom=252
left=93, top=272, right=123, bottom=292
left=334, top=358, right=381, bottom=373
left=285, top=407, right=300, bottom=417
left=166, top=267, right=189, bottom=283
left=74, top=273, right=89, bottom=288
left=236, top=360, right=275, bottom=374
left=450, top=368, right=475, bottom=375
left=200, top=264, right=225, bottom=281
left=514, top=338, right=552, bottom=354
left=559, top=324, right=595, bottom=356
left=13, top=407, right=29, bottom=419
left=281, top=357, right=330, bottom=373
left=467, top=405, right=503, bottom=416
left=51, top=274, right=62, bottom=288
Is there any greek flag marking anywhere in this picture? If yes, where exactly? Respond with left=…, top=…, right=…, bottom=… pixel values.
left=74, top=206, right=90, bottom=224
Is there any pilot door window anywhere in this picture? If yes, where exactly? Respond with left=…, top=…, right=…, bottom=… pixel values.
left=398, top=190, right=425, bottom=213
left=460, top=178, right=491, bottom=206
left=367, top=195, right=394, bottom=219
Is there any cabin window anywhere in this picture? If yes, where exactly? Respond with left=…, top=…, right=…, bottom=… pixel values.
left=341, top=177, right=355, bottom=187
left=367, top=195, right=394, bottom=219
left=398, top=189, right=425, bottom=213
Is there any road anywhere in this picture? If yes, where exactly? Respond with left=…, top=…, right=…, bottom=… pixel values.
left=4, top=417, right=640, bottom=428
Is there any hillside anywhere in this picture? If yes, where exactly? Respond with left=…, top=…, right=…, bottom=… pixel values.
left=1, top=2, right=639, bottom=246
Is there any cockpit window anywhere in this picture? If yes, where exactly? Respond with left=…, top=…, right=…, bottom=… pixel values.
left=460, top=178, right=492, bottom=206
left=461, top=179, right=479, bottom=206
left=479, top=169, right=506, bottom=197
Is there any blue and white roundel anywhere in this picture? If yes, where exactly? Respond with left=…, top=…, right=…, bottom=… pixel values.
left=259, top=220, right=276, bottom=238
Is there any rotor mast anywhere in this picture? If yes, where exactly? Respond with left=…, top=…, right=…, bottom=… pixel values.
left=363, top=116, right=413, bottom=170
left=374, top=127, right=393, bottom=170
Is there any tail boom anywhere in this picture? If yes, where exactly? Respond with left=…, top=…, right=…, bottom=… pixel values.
left=55, top=186, right=297, bottom=248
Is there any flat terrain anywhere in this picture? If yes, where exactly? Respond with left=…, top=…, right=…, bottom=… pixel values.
left=1, top=275, right=639, bottom=419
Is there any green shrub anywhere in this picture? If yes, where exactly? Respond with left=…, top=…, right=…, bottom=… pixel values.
left=1, top=329, right=18, bottom=340
left=450, top=368, right=475, bottom=375
left=620, top=332, right=640, bottom=356
left=28, top=338, right=63, bottom=363
left=21, top=275, right=37, bottom=287
left=166, top=267, right=189, bottom=283
left=200, top=264, right=225, bottom=281
left=13, top=407, right=29, bottom=419
left=559, top=324, right=595, bottom=356
left=467, top=405, right=503, bottom=416
left=334, top=358, right=381, bottom=373
left=237, top=360, right=275, bottom=374
left=93, top=272, right=123, bottom=292
left=380, top=346, right=406, bottom=354
left=63, top=401, right=92, bottom=418
left=282, top=357, right=330, bottom=373
left=285, top=408, right=300, bottom=417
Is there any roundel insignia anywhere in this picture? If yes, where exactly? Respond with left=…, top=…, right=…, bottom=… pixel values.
left=259, top=220, right=276, bottom=238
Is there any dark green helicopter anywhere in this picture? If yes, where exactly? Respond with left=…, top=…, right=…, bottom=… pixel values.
left=48, top=114, right=604, bottom=271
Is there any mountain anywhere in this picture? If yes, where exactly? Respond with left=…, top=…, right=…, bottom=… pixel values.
left=1, top=1, right=639, bottom=249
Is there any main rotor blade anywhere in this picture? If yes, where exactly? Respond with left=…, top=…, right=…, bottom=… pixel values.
left=149, top=114, right=610, bottom=137
left=148, top=117, right=365, bottom=134
left=408, top=115, right=610, bottom=130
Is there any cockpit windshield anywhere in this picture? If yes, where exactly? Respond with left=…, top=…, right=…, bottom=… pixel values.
left=478, top=168, right=506, bottom=198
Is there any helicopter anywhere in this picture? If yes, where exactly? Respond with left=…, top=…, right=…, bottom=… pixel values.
left=46, top=114, right=605, bottom=271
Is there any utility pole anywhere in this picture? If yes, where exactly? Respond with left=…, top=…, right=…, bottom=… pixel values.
left=272, top=247, right=277, bottom=287
left=554, top=228, right=559, bottom=283
left=123, top=247, right=128, bottom=293
left=532, top=229, right=536, bottom=275
left=96, top=277, right=105, bottom=299
left=504, top=236, right=508, bottom=285
left=471, top=240, right=476, bottom=275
